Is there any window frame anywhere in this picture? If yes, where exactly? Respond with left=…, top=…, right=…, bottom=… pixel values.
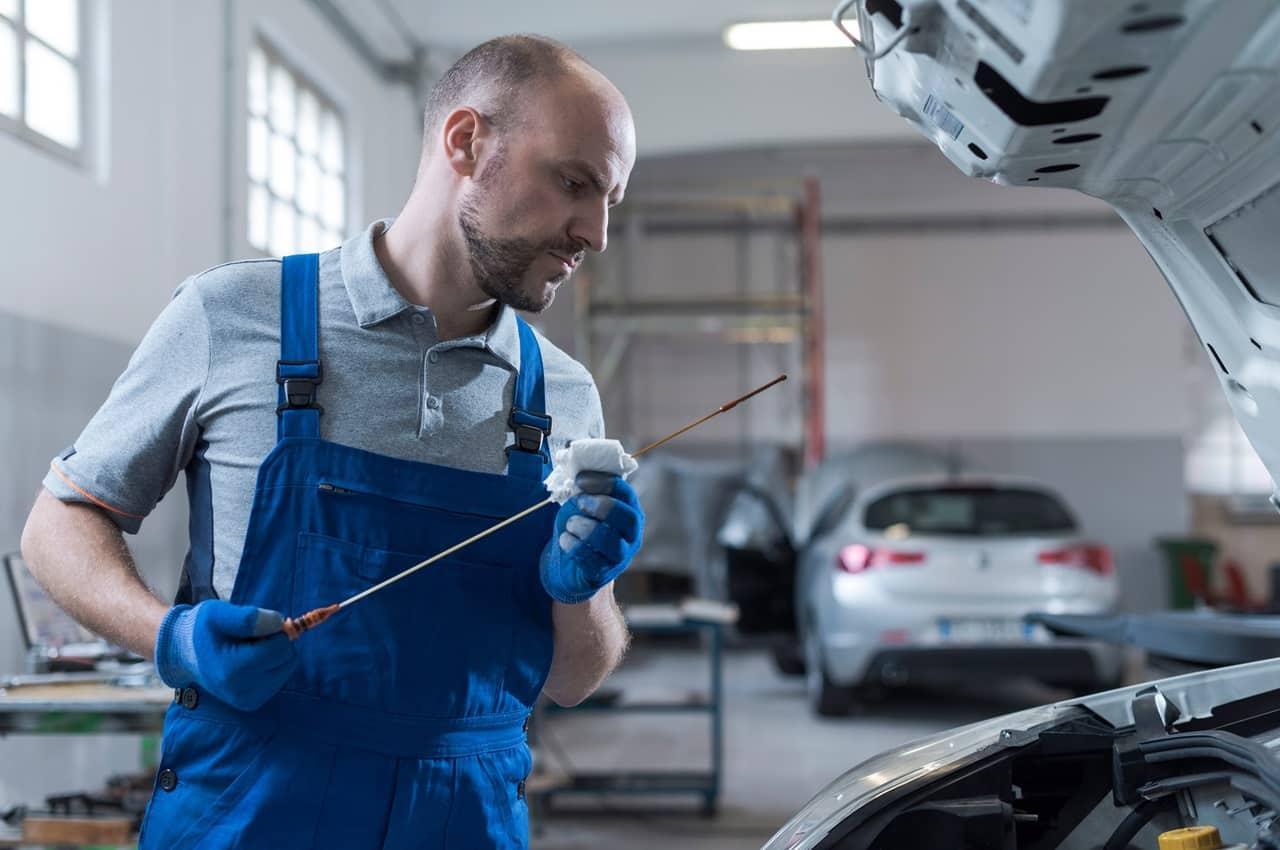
left=245, top=33, right=349, bottom=258
left=0, top=0, right=91, bottom=167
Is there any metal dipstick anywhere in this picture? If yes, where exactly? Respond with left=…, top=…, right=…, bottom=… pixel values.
left=282, top=374, right=788, bottom=639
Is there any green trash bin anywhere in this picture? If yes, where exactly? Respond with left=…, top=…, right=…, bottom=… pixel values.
left=1155, top=537, right=1218, bottom=610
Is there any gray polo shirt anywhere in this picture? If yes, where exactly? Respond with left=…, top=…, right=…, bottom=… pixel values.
left=45, top=219, right=605, bottom=599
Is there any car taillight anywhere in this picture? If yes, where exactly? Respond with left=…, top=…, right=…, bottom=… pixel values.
left=1039, top=543, right=1113, bottom=576
left=836, top=544, right=926, bottom=574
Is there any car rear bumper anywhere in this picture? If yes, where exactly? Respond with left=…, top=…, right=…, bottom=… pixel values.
left=867, top=645, right=1102, bottom=686
left=823, top=639, right=1122, bottom=687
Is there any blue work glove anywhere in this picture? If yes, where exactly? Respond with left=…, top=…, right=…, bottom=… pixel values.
left=540, top=471, right=645, bottom=604
left=154, top=600, right=299, bottom=711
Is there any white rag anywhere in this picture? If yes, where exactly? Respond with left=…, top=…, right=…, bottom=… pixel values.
left=543, top=438, right=638, bottom=504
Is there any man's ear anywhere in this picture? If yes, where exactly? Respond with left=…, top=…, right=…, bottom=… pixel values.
left=441, top=107, right=483, bottom=178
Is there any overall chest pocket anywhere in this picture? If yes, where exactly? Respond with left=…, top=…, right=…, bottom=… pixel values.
left=292, top=533, right=520, bottom=718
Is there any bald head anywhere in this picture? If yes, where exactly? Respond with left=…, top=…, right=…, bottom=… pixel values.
left=424, top=35, right=600, bottom=140
left=405, top=35, right=634, bottom=316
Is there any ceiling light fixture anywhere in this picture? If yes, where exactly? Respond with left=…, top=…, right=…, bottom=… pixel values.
left=723, top=19, right=857, bottom=51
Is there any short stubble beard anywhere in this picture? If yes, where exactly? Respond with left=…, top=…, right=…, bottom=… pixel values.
left=456, top=146, right=579, bottom=313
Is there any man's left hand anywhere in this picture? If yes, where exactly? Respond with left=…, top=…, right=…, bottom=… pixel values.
left=540, top=471, right=644, bottom=604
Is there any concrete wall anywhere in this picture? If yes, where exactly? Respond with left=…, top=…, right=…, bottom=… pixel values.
left=591, top=225, right=1188, bottom=446
left=821, top=229, right=1187, bottom=441
left=0, top=0, right=422, bottom=813
left=587, top=143, right=1191, bottom=446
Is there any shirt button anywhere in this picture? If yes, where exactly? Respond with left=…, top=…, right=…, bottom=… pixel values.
left=157, top=769, right=178, bottom=792
left=428, top=351, right=439, bottom=364
left=517, top=780, right=526, bottom=800
left=180, top=687, right=199, bottom=710
left=412, top=313, right=426, bottom=325
left=426, top=396, right=440, bottom=410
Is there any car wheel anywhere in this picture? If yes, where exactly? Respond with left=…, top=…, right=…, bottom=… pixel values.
left=771, top=638, right=806, bottom=677
left=805, top=630, right=853, bottom=717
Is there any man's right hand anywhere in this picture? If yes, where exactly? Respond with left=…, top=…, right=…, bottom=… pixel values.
left=154, top=600, right=299, bottom=711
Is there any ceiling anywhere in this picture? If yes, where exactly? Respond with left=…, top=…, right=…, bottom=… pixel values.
left=320, top=0, right=907, bottom=156
left=352, top=0, right=840, bottom=57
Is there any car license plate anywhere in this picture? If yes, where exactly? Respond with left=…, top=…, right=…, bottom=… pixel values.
left=936, top=618, right=1030, bottom=644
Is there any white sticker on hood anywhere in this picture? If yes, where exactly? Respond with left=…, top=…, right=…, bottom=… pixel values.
left=923, top=94, right=965, bottom=140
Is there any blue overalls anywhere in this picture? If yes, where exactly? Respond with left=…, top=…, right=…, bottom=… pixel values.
left=139, top=254, right=557, bottom=849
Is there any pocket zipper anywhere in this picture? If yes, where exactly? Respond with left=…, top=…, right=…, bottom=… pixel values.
left=316, top=481, right=540, bottom=523
left=317, top=481, right=467, bottom=514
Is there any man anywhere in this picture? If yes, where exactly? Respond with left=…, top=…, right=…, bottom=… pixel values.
left=20, top=34, right=642, bottom=850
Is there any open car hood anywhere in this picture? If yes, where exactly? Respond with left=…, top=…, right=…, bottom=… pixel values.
left=763, top=656, right=1280, bottom=849
left=758, top=4, right=1280, bottom=848
left=835, top=0, right=1280, bottom=505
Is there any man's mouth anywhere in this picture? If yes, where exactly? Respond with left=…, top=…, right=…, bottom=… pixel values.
left=548, top=251, right=578, bottom=273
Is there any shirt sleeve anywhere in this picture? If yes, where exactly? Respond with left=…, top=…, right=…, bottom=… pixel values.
left=42, top=278, right=210, bottom=533
left=584, top=379, right=606, bottom=440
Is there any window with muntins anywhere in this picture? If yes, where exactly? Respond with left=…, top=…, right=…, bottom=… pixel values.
left=0, top=0, right=88, bottom=163
left=247, top=38, right=347, bottom=257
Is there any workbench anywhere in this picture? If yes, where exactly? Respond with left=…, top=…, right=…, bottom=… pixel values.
left=0, top=680, right=170, bottom=847
left=0, top=681, right=170, bottom=735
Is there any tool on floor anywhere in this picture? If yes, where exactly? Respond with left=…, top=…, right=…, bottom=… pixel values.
left=282, top=373, right=788, bottom=639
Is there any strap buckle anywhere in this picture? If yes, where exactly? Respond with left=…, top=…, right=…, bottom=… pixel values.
left=276, top=361, right=324, bottom=413
left=508, top=408, right=552, bottom=455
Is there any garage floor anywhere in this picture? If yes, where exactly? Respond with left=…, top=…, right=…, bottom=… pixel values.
left=532, top=647, right=1072, bottom=850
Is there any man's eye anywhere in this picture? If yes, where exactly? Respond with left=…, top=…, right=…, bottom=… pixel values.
left=561, top=176, right=583, bottom=193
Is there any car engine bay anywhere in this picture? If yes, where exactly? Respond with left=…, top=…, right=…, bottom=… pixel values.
left=816, top=683, right=1280, bottom=849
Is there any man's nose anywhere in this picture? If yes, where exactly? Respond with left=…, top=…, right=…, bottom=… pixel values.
left=569, top=202, right=609, bottom=254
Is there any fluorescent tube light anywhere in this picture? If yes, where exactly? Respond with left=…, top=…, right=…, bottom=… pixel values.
left=724, top=19, right=857, bottom=51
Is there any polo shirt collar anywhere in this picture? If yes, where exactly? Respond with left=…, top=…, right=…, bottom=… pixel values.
left=341, top=219, right=413, bottom=328
left=483, top=300, right=522, bottom=371
left=340, top=218, right=522, bottom=370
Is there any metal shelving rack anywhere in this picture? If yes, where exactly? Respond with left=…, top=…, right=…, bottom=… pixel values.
left=572, top=176, right=826, bottom=467
left=531, top=616, right=726, bottom=817
left=529, top=178, right=825, bottom=821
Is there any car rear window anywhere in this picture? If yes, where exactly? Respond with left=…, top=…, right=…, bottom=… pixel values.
left=863, top=487, right=1078, bottom=536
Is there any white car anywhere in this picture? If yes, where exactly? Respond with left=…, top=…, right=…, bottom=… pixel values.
left=798, top=476, right=1122, bottom=715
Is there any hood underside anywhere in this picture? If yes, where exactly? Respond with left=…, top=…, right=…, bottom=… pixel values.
left=842, top=0, right=1280, bottom=506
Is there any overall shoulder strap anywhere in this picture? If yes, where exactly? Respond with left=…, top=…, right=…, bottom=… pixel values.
left=276, top=254, right=323, bottom=440
left=506, top=316, right=552, bottom=481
